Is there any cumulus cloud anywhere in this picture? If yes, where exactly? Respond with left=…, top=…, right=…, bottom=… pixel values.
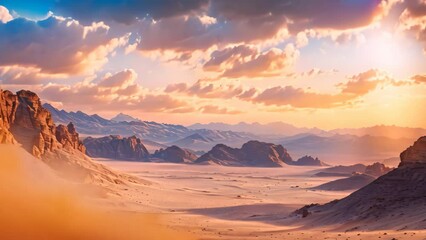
left=0, top=5, right=12, bottom=23
left=339, top=69, right=390, bottom=95
left=399, top=0, right=426, bottom=51
left=40, top=69, right=191, bottom=113
left=209, top=0, right=394, bottom=33
left=0, top=66, right=65, bottom=85
left=0, top=15, right=128, bottom=75
left=248, top=69, right=413, bottom=109
left=134, top=14, right=287, bottom=53
left=53, top=0, right=208, bottom=24
left=203, top=44, right=298, bottom=79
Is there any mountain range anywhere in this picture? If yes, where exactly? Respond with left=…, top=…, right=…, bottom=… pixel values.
left=190, top=122, right=426, bottom=139
left=43, top=104, right=256, bottom=149
left=44, top=104, right=423, bottom=165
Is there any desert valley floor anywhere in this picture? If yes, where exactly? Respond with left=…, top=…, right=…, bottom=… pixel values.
left=95, top=160, right=426, bottom=240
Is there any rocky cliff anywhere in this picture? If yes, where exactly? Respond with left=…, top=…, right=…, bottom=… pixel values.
left=0, top=90, right=84, bottom=157
left=0, top=89, right=136, bottom=186
left=195, top=140, right=293, bottom=167
left=294, top=136, right=426, bottom=230
left=399, top=136, right=426, bottom=166
left=152, top=145, right=198, bottom=163
left=83, top=135, right=149, bottom=161
left=290, top=155, right=328, bottom=166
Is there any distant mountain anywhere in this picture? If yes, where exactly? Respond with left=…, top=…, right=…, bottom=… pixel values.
left=290, top=155, right=328, bottom=166
left=111, top=113, right=141, bottom=123
left=189, top=122, right=326, bottom=136
left=190, top=122, right=426, bottom=140
left=279, top=134, right=414, bottom=165
left=331, top=125, right=426, bottom=139
left=195, top=140, right=293, bottom=167
left=151, top=146, right=198, bottom=163
left=44, top=103, right=256, bottom=146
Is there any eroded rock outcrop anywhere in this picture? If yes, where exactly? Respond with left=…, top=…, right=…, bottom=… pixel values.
left=83, top=135, right=149, bottom=161
left=152, top=145, right=197, bottom=163
left=195, top=140, right=293, bottom=167
left=56, top=122, right=86, bottom=153
left=290, top=155, right=328, bottom=166
left=364, top=162, right=392, bottom=177
left=399, top=136, right=426, bottom=166
left=0, top=90, right=17, bottom=144
left=0, top=89, right=84, bottom=157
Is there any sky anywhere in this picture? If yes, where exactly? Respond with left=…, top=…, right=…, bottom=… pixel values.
left=0, top=0, right=425, bottom=129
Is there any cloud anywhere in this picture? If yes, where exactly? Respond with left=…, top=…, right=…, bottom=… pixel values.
left=0, top=15, right=128, bottom=75
left=199, top=105, right=242, bottom=114
left=339, top=69, right=389, bottom=95
left=53, top=0, right=208, bottom=24
left=412, top=74, right=426, bottom=83
left=165, top=80, right=244, bottom=99
left=0, top=5, right=12, bottom=23
left=40, top=69, right=191, bottom=113
left=209, top=0, right=394, bottom=33
left=399, top=0, right=426, bottom=51
left=97, top=69, right=137, bottom=88
left=0, top=66, right=65, bottom=85
left=252, top=86, right=355, bottom=108
left=134, top=14, right=287, bottom=53
left=203, top=44, right=298, bottom=79
left=249, top=69, right=411, bottom=109
left=203, top=45, right=257, bottom=72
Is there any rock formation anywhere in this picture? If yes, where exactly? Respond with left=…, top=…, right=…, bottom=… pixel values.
left=151, top=145, right=198, bottom=163
left=56, top=122, right=86, bottom=153
left=83, top=135, right=149, bottom=161
left=294, top=136, right=426, bottom=230
left=0, top=89, right=84, bottom=157
left=290, top=155, right=328, bottom=166
left=364, top=162, right=392, bottom=177
left=0, top=89, right=136, bottom=186
left=195, top=140, right=293, bottom=167
left=0, top=90, right=17, bottom=144
left=399, top=136, right=426, bottom=166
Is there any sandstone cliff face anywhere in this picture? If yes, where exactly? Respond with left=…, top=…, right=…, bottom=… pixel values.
left=83, top=135, right=149, bottom=161
left=195, top=140, right=293, bottom=167
left=0, top=89, right=85, bottom=157
left=152, top=145, right=197, bottom=163
left=399, top=136, right=426, bottom=166
left=0, top=90, right=18, bottom=144
left=56, top=123, right=86, bottom=153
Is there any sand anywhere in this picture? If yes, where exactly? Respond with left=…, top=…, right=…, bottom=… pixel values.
left=96, top=160, right=426, bottom=240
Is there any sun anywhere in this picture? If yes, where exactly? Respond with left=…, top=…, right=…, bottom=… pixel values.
left=366, top=31, right=407, bottom=70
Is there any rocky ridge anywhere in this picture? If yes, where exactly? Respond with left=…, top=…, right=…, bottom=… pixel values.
left=152, top=145, right=198, bottom=163
left=83, top=135, right=150, bottom=161
left=195, top=140, right=293, bottom=167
